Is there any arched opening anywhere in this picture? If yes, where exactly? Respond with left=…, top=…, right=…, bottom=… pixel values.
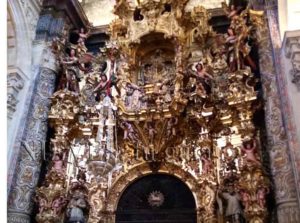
left=135, top=32, right=176, bottom=86
left=116, top=174, right=197, bottom=223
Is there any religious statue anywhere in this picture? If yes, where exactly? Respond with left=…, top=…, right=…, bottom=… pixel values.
left=147, top=123, right=157, bottom=144
left=201, top=152, right=212, bottom=175
left=67, top=191, right=87, bottom=223
left=190, top=62, right=213, bottom=95
left=77, top=28, right=90, bottom=47
left=222, top=142, right=239, bottom=174
left=59, top=49, right=80, bottom=93
left=166, top=117, right=178, bottom=137
left=121, top=121, right=138, bottom=143
left=217, top=185, right=245, bottom=223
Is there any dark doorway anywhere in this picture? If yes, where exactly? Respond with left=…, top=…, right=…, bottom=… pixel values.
left=116, top=174, right=197, bottom=223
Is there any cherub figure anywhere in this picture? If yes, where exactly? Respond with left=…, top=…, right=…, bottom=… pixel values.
left=241, top=139, right=260, bottom=166
left=240, top=190, right=251, bottom=210
left=52, top=153, right=64, bottom=175
left=77, top=27, right=90, bottom=48
left=257, top=187, right=269, bottom=208
left=37, top=196, right=47, bottom=213
left=195, top=62, right=214, bottom=79
left=52, top=196, right=66, bottom=215
left=190, top=62, right=213, bottom=94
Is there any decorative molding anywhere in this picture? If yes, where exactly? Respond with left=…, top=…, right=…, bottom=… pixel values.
left=7, top=68, right=56, bottom=220
left=7, top=212, right=30, bottom=223
left=7, top=71, right=25, bottom=119
left=284, top=35, right=300, bottom=91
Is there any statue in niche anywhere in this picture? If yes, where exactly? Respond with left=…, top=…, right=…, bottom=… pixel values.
left=217, top=184, right=245, bottom=223
left=146, top=123, right=157, bottom=144
left=122, top=82, right=142, bottom=108
left=201, top=152, right=213, bottom=175
left=140, top=49, right=175, bottom=86
left=59, top=49, right=80, bottom=93
left=222, top=142, right=239, bottom=174
left=159, top=83, right=172, bottom=104
left=66, top=190, right=88, bottom=223
left=52, top=152, right=65, bottom=175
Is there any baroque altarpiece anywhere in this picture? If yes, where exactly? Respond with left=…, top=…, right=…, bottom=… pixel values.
left=33, top=0, right=274, bottom=222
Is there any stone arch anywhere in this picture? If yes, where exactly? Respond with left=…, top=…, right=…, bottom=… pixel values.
left=105, top=162, right=202, bottom=216
left=7, top=0, right=41, bottom=190
left=7, top=0, right=33, bottom=71
left=115, top=173, right=197, bottom=223
left=7, top=5, right=16, bottom=67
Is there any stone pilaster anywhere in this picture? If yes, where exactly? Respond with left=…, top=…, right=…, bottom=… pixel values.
left=7, top=9, right=66, bottom=223
left=257, top=12, right=300, bottom=223
left=281, top=31, right=300, bottom=206
left=7, top=67, right=56, bottom=223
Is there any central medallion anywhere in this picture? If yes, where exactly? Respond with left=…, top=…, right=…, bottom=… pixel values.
left=148, top=191, right=164, bottom=207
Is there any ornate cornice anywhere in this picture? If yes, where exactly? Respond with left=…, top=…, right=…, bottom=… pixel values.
left=283, top=31, right=300, bottom=91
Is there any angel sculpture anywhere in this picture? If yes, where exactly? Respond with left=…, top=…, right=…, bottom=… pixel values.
left=257, top=187, right=269, bottom=208
left=52, top=196, right=66, bottom=216
left=75, top=27, right=90, bottom=53
left=59, top=49, right=80, bottom=93
left=241, top=138, right=261, bottom=166
left=189, top=62, right=213, bottom=95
